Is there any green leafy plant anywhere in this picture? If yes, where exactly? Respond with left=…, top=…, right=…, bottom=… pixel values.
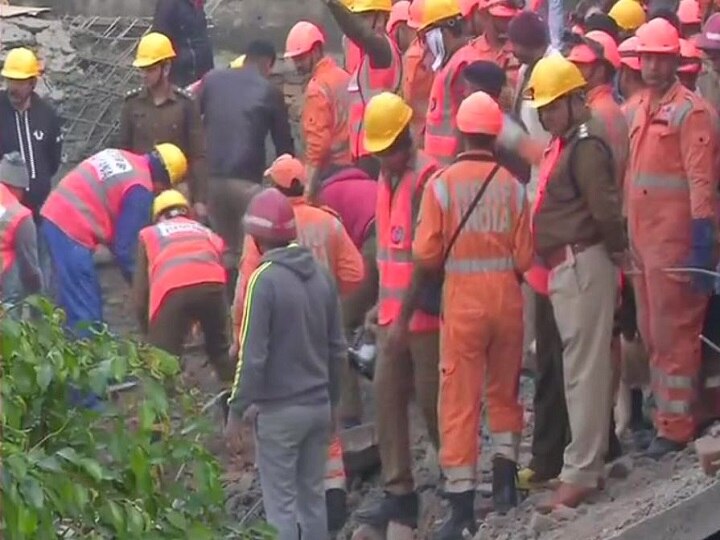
left=0, top=297, right=274, bottom=539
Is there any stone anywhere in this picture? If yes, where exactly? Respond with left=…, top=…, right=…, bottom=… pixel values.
left=529, top=511, right=557, bottom=533
left=695, top=435, right=720, bottom=477
left=0, top=23, right=35, bottom=49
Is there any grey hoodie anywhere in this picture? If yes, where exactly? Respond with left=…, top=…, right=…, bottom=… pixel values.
left=228, top=244, right=346, bottom=416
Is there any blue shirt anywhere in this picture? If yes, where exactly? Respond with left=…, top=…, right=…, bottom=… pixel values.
left=113, top=185, right=152, bottom=283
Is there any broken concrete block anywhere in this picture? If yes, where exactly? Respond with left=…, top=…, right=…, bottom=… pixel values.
left=551, top=505, right=579, bottom=521
left=529, top=511, right=557, bottom=533
left=0, top=23, right=35, bottom=49
left=11, top=15, right=53, bottom=32
left=695, top=435, right=720, bottom=477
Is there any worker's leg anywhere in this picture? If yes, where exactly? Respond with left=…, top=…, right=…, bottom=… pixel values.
left=521, top=283, right=537, bottom=372
left=645, top=269, right=709, bottom=443
left=550, top=245, right=616, bottom=488
left=35, top=215, right=53, bottom=296
left=296, top=402, right=332, bottom=540
left=147, top=289, right=191, bottom=358
left=700, top=296, right=720, bottom=423
left=528, top=291, right=568, bottom=480
left=408, top=330, right=440, bottom=449
left=191, top=283, right=235, bottom=384
left=42, top=220, right=102, bottom=337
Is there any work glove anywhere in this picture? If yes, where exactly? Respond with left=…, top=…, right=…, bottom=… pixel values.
left=688, top=218, right=717, bottom=294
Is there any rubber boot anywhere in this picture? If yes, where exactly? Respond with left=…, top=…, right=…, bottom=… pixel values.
left=644, top=436, right=686, bottom=460
left=432, top=491, right=477, bottom=540
left=355, top=491, right=418, bottom=529
left=326, top=488, right=347, bottom=535
left=492, top=457, right=518, bottom=514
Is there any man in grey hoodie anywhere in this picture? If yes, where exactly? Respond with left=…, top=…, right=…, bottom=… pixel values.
left=225, top=187, right=345, bottom=540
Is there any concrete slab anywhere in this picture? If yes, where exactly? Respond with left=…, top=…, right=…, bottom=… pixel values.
left=0, top=5, right=50, bottom=17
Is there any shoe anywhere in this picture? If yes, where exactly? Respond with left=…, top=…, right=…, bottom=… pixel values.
left=631, top=428, right=654, bottom=452
left=354, top=491, right=418, bottom=529
left=644, top=436, right=686, bottom=460
left=326, top=488, right=347, bottom=534
left=432, top=491, right=477, bottom=540
left=492, top=457, right=518, bottom=514
left=536, top=481, right=596, bottom=513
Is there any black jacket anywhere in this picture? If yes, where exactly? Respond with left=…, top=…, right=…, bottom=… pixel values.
left=0, top=92, right=63, bottom=216
left=153, top=0, right=214, bottom=87
left=200, top=66, right=294, bottom=182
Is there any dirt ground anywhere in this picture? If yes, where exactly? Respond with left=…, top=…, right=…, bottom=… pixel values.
left=98, top=264, right=720, bottom=540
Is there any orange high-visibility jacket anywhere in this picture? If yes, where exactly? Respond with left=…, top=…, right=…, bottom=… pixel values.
left=587, top=84, right=629, bottom=184
left=41, top=149, right=153, bottom=249
left=402, top=37, right=435, bottom=144
left=348, top=35, right=403, bottom=160
left=0, top=183, right=32, bottom=283
left=139, top=216, right=226, bottom=321
left=343, top=35, right=362, bottom=75
left=376, top=151, right=440, bottom=332
left=424, top=43, right=480, bottom=164
left=303, top=56, right=352, bottom=169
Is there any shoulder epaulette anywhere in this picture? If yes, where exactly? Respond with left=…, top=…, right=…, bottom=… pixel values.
left=174, top=86, right=195, bottom=100
left=124, top=87, right=142, bottom=99
left=577, top=122, right=591, bottom=139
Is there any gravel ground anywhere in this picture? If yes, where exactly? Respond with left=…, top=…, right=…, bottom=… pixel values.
left=99, top=264, right=719, bottom=539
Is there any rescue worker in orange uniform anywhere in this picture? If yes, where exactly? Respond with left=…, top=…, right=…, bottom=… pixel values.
left=627, top=18, right=719, bottom=458
left=678, top=0, right=702, bottom=38
left=619, top=36, right=646, bottom=104
left=41, top=143, right=188, bottom=336
left=133, top=189, right=234, bottom=382
left=413, top=91, right=533, bottom=538
left=0, top=152, right=42, bottom=307
left=353, top=92, right=441, bottom=531
left=566, top=30, right=630, bottom=179
left=387, top=0, right=415, bottom=53
left=402, top=0, right=436, bottom=143
left=283, top=21, right=352, bottom=197
left=324, top=0, right=403, bottom=179
left=679, top=37, right=703, bottom=90
left=419, top=0, right=480, bottom=165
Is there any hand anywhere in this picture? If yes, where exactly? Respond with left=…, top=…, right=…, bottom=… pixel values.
left=364, top=305, right=379, bottom=335
left=384, top=320, right=409, bottom=360
left=193, top=202, right=208, bottom=223
left=224, top=412, right=245, bottom=455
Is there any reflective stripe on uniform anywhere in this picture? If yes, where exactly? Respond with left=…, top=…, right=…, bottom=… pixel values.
left=152, top=252, right=220, bottom=282
left=632, top=173, right=689, bottom=191
left=444, top=256, right=515, bottom=274
left=651, top=365, right=695, bottom=389
left=654, top=393, right=692, bottom=414
left=376, top=247, right=413, bottom=263
left=442, top=465, right=476, bottom=493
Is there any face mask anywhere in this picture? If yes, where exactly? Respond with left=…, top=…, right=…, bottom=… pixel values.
left=425, top=27, right=446, bottom=72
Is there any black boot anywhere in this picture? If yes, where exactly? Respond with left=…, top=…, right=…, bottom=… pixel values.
left=354, top=491, right=418, bottom=529
left=432, top=491, right=476, bottom=540
left=326, top=488, right=347, bottom=535
left=492, top=457, right=518, bottom=514
left=644, top=436, right=686, bottom=460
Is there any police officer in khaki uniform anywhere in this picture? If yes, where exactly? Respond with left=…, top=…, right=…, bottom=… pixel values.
left=119, top=32, right=208, bottom=220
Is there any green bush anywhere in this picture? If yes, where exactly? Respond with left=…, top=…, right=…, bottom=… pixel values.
left=0, top=297, right=274, bottom=540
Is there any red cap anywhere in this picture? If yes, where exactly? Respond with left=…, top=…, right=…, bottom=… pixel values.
left=264, top=154, right=306, bottom=189
left=243, top=188, right=297, bottom=244
left=619, top=36, right=641, bottom=71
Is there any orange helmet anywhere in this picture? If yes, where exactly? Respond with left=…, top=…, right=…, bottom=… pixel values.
left=677, top=0, right=701, bottom=25
left=585, top=30, right=622, bottom=69
left=387, top=0, right=412, bottom=33
left=460, top=0, right=481, bottom=17
left=264, top=154, right=307, bottom=188
left=487, top=0, right=521, bottom=17
left=618, top=36, right=641, bottom=71
left=456, top=91, right=504, bottom=135
left=679, top=38, right=702, bottom=73
left=284, top=21, right=325, bottom=59
left=243, top=188, right=297, bottom=244
left=636, top=18, right=681, bottom=54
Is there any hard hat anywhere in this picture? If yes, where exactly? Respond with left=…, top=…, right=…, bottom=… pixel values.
left=456, top=91, right=504, bottom=135
left=418, top=0, right=462, bottom=31
left=341, top=0, right=355, bottom=7
left=243, top=188, right=297, bottom=244
left=635, top=18, right=680, bottom=54
left=697, top=13, right=720, bottom=50
left=527, top=53, right=587, bottom=108
left=229, top=54, right=246, bottom=68
left=264, top=153, right=307, bottom=188
left=352, top=0, right=392, bottom=13
left=285, top=21, right=325, bottom=59
left=585, top=30, right=622, bottom=69
left=608, top=0, right=646, bottom=31
left=154, top=143, right=188, bottom=185
left=153, top=189, right=189, bottom=220
left=460, top=0, right=481, bottom=17
left=408, top=0, right=425, bottom=28
left=133, top=32, right=176, bottom=68
left=679, top=37, right=702, bottom=72
left=387, top=0, right=412, bottom=33
left=363, top=92, right=413, bottom=153
left=487, top=0, right=521, bottom=18
left=677, top=0, right=701, bottom=25
left=1, top=48, right=41, bottom=80
left=619, top=36, right=641, bottom=70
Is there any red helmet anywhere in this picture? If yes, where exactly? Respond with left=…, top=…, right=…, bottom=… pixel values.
left=243, top=188, right=297, bottom=244
left=636, top=18, right=681, bottom=54
left=619, top=36, right=641, bottom=71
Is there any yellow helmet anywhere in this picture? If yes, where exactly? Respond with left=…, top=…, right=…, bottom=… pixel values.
left=229, top=54, right=247, bottom=68
left=527, top=53, right=586, bottom=109
left=154, top=143, right=188, bottom=184
left=133, top=32, right=176, bottom=68
left=352, top=0, right=392, bottom=13
left=153, top=189, right=189, bottom=220
left=418, top=0, right=462, bottom=31
left=363, top=92, right=413, bottom=153
left=341, top=0, right=355, bottom=8
left=1, top=48, right=41, bottom=80
left=608, top=0, right=646, bottom=31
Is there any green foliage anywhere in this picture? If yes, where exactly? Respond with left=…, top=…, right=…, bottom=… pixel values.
left=0, top=297, right=274, bottom=539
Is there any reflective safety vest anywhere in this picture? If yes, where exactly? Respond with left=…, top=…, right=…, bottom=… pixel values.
left=343, top=36, right=362, bottom=76
left=139, top=216, right=226, bottom=321
left=403, top=38, right=435, bottom=145
left=348, top=35, right=403, bottom=160
left=424, top=43, right=479, bottom=165
left=41, top=149, right=153, bottom=249
left=324, top=434, right=347, bottom=491
left=376, top=151, right=440, bottom=331
left=0, top=183, right=31, bottom=283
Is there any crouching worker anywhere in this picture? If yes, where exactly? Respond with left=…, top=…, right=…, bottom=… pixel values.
left=0, top=152, right=42, bottom=310
left=133, top=189, right=234, bottom=382
left=225, top=188, right=346, bottom=540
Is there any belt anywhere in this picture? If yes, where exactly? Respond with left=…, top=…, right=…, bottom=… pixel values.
left=543, top=241, right=600, bottom=269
